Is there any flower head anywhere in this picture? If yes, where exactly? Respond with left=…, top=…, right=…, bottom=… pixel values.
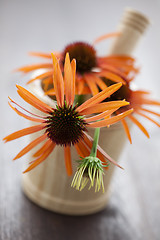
left=71, top=156, right=108, bottom=192
left=17, top=32, right=138, bottom=96
left=104, top=79, right=160, bottom=143
left=4, top=53, right=133, bottom=175
left=72, top=127, right=109, bottom=192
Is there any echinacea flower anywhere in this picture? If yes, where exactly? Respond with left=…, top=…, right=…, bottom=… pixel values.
left=104, top=79, right=160, bottom=143
left=3, top=53, right=133, bottom=175
left=17, top=32, right=138, bottom=96
left=71, top=128, right=109, bottom=192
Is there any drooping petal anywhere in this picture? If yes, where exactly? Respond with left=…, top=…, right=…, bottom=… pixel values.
left=91, top=75, right=108, bottom=91
left=13, top=134, right=47, bottom=160
left=84, top=74, right=99, bottom=96
left=88, top=109, right=133, bottom=128
left=3, top=124, right=45, bottom=142
left=128, top=115, right=150, bottom=138
left=23, top=143, right=56, bottom=173
left=64, top=146, right=72, bottom=176
left=8, top=97, right=46, bottom=119
left=76, top=77, right=85, bottom=94
left=75, top=143, right=86, bottom=158
left=76, top=140, right=91, bottom=157
left=83, top=132, right=123, bottom=169
left=138, top=107, right=160, bottom=117
left=121, top=119, right=132, bottom=144
left=8, top=102, right=45, bottom=123
left=135, top=111, right=160, bottom=127
left=33, top=139, right=52, bottom=157
left=77, top=83, right=122, bottom=113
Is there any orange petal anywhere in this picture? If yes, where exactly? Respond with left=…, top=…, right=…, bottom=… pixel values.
left=27, top=70, right=53, bottom=84
left=93, top=32, right=121, bottom=44
left=140, top=99, right=160, bottom=106
left=64, top=53, right=74, bottom=106
left=138, top=107, right=160, bottom=117
left=84, top=74, right=99, bottom=96
left=135, top=111, right=160, bottom=127
left=98, top=71, right=126, bottom=85
left=3, top=124, right=45, bottom=142
left=8, top=97, right=46, bottom=119
left=76, top=77, right=85, bottom=94
left=17, top=63, right=53, bottom=73
left=74, top=143, right=86, bottom=158
left=51, top=53, right=64, bottom=107
left=80, top=100, right=129, bottom=115
left=33, top=139, right=52, bottom=157
left=128, top=115, right=150, bottom=138
left=77, top=82, right=122, bottom=113
left=98, top=61, right=128, bottom=80
left=64, top=146, right=72, bottom=176
left=13, top=134, right=47, bottom=160
left=76, top=140, right=91, bottom=157
left=83, top=132, right=123, bottom=169
left=44, top=88, right=55, bottom=96
left=88, top=109, right=133, bottom=128
left=121, top=119, right=132, bottom=144
left=81, top=135, right=107, bottom=167
left=8, top=102, right=44, bottom=123
left=71, top=59, right=76, bottom=104
left=23, top=143, right=55, bottom=173
left=91, top=75, right=108, bottom=91
left=16, top=85, right=53, bottom=113
left=85, top=108, right=119, bottom=123
left=29, top=51, right=61, bottom=59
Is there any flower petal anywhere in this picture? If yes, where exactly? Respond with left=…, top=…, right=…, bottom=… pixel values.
left=121, top=119, right=132, bottom=144
left=51, top=53, right=64, bottom=107
left=3, top=124, right=45, bottom=142
left=64, top=53, right=74, bottom=106
left=88, top=109, right=133, bottom=128
left=23, top=143, right=56, bottom=173
left=93, top=32, right=120, bottom=44
left=64, top=146, right=72, bottom=176
left=128, top=115, right=150, bottom=138
left=77, top=82, right=122, bottom=113
left=16, top=85, right=53, bottom=113
left=13, top=134, right=47, bottom=160
left=80, top=100, right=129, bottom=115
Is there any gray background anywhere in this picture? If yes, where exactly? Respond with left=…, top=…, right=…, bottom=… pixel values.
left=0, top=0, right=160, bottom=240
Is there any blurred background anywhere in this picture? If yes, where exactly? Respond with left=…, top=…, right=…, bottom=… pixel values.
left=0, top=0, right=160, bottom=240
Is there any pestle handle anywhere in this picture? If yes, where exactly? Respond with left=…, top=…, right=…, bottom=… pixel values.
left=108, top=8, right=151, bottom=55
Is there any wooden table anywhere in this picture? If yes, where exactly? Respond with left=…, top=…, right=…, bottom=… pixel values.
left=1, top=1, right=160, bottom=239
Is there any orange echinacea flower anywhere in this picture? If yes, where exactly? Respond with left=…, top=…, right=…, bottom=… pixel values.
left=4, top=53, right=133, bottom=175
left=104, top=80, right=160, bottom=143
left=17, top=32, right=138, bottom=96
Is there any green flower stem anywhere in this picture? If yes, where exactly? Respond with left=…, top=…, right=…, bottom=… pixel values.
left=90, top=128, right=100, bottom=158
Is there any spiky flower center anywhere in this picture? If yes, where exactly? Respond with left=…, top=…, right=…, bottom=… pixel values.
left=45, top=104, right=87, bottom=146
left=63, top=42, right=97, bottom=74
